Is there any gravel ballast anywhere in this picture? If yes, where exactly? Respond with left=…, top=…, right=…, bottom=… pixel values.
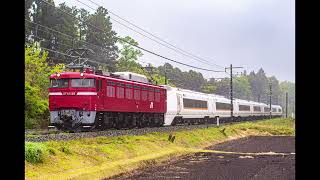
left=25, top=123, right=222, bottom=142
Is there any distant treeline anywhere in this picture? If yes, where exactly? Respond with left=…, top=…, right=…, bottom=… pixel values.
left=25, top=0, right=295, bottom=128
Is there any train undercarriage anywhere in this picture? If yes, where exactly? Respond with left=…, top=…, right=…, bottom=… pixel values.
left=51, top=109, right=282, bottom=132
left=170, top=115, right=282, bottom=126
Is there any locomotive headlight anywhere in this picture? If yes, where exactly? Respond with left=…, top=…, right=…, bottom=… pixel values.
left=80, top=73, right=84, bottom=77
left=57, top=73, right=60, bottom=77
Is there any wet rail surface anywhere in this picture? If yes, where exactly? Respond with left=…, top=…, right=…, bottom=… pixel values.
left=117, top=136, right=295, bottom=180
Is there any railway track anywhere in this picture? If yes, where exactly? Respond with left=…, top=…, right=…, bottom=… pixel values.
left=25, top=119, right=259, bottom=142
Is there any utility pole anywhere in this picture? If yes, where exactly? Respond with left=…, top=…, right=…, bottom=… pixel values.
left=35, top=24, right=39, bottom=42
left=286, top=92, right=288, bottom=118
left=293, top=103, right=295, bottom=118
left=269, top=82, right=272, bottom=119
left=164, top=64, right=167, bottom=85
left=230, top=64, right=233, bottom=119
left=225, top=64, right=243, bottom=121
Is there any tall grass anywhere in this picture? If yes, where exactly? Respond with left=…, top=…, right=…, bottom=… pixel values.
left=25, top=142, right=47, bottom=163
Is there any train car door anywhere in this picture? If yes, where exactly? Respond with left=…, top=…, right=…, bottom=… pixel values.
left=177, top=94, right=182, bottom=115
left=212, top=99, right=216, bottom=116
left=96, top=78, right=104, bottom=107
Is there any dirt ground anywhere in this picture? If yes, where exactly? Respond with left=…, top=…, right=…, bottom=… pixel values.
left=116, top=136, right=295, bottom=180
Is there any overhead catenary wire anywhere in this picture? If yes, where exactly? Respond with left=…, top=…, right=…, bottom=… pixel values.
left=39, top=46, right=115, bottom=68
left=84, top=0, right=225, bottom=69
left=27, top=20, right=217, bottom=77
left=38, top=0, right=224, bottom=72
left=74, top=0, right=223, bottom=69
left=26, top=24, right=155, bottom=70
left=27, top=20, right=222, bottom=73
left=25, top=19, right=106, bottom=51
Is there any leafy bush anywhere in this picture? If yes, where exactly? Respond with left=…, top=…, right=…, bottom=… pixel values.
left=25, top=142, right=47, bottom=163
left=25, top=44, right=64, bottom=129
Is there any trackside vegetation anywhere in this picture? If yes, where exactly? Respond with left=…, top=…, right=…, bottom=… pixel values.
left=25, top=118, right=294, bottom=180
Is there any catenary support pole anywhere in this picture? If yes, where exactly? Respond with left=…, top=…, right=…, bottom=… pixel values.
left=230, top=64, right=233, bottom=121
left=286, top=92, right=288, bottom=118
left=269, top=82, right=272, bottom=119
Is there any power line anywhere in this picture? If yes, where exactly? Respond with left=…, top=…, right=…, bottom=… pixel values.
left=40, top=46, right=115, bottom=68
left=84, top=0, right=225, bottom=69
left=25, top=19, right=105, bottom=50
left=27, top=20, right=224, bottom=74
left=75, top=0, right=223, bottom=69
left=27, top=20, right=222, bottom=73
left=28, top=21, right=221, bottom=74
left=37, top=0, right=225, bottom=72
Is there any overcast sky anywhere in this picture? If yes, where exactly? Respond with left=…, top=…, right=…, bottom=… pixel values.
left=55, top=0, right=295, bottom=82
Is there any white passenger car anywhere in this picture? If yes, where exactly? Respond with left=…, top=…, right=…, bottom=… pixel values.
left=163, top=85, right=282, bottom=126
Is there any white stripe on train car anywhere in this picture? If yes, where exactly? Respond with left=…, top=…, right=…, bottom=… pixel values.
left=49, top=92, right=63, bottom=95
left=49, top=92, right=97, bottom=95
left=77, top=92, right=97, bottom=95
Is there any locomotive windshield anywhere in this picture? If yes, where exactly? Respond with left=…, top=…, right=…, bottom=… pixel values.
left=50, top=78, right=95, bottom=88
left=50, top=79, right=69, bottom=88
left=71, top=78, right=95, bottom=88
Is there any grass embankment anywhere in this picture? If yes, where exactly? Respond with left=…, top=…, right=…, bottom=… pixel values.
left=25, top=118, right=295, bottom=180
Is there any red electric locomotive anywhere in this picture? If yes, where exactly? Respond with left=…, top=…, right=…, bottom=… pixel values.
left=49, top=65, right=167, bottom=131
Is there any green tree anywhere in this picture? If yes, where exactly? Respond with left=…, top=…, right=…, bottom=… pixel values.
left=77, top=8, right=90, bottom=44
left=31, top=0, right=57, bottom=47
left=158, top=63, right=180, bottom=85
left=25, top=0, right=35, bottom=42
left=25, top=44, right=64, bottom=129
left=116, top=36, right=143, bottom=73
left=86, top=7, right=118, bottom=70
left=268, top=76, right=281, bottom=104
left=233, top=75, right=252, bottom=100
left=214, top=78, right=230, bottom=98
left=248, top=68, right=268, bottom=103
left=201, top=78, right=217, bottom=94
left=181, top=70, right=206, bottom=91
left=53, top=3, right=79, bottom=56
left=279, top=81, right=295, bottom=116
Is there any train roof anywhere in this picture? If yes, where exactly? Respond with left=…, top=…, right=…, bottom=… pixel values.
left=50, top=72, right=165, bottom=89
left=164, top=85, right=281, bottom=107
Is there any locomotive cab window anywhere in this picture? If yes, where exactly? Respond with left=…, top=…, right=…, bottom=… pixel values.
left=71, top=79, right=95, bottom=88
left=50, top=79, right=69, bottom=88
